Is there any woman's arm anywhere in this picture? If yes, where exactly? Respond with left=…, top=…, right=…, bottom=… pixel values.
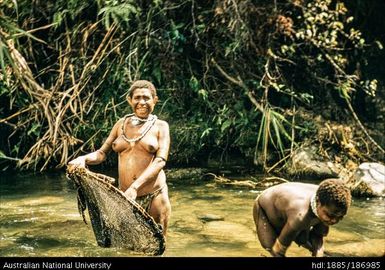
left=271, top=221, right=298, bottom=257
left=271, top=210, right=306, bottom=257
left=68, top=119, right=121, bottom=168
left=310, top=223, right=329, bottom=257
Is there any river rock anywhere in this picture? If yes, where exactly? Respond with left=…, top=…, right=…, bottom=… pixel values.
left=198, top=214, right=225, bottom=222
left=287, top=146, right=340, bottom=179
left=165, top=168, right=208, bottom=182
left=348, top=162, right=385, bottom=197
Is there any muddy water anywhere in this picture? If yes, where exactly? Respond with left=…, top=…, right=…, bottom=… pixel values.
left=0, top=170, right=384, bottom=257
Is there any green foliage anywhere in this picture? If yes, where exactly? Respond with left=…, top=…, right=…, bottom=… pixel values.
left=0, top=0, right=383, bottom=171
left=98, top=0, right=139, bottom=28
left=255, top=106, right=295, bottom=166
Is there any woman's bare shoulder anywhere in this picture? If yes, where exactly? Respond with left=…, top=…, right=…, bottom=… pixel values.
left=262, top=182, right=316, bottom=204
left=156, top=118, right=169, bottom=128
left=275, top=182, right=318, bottom=192
left=112, top=117, right=125, bottom=128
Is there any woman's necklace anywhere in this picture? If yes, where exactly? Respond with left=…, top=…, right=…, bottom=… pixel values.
left=131, top=115, right=149, bottom=126
left=310, top=194, right=319, bottom=218
left=121, top=114, right=157, bottom=143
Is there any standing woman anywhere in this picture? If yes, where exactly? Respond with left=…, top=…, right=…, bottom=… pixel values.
left=68, top=80, right=171, bottom=236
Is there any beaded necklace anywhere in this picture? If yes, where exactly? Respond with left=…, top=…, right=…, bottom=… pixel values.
left=131, top=115, right=150, bottom=126
left=310, top=194, right=319, bottom=218
left=121, top=113, right=157, bottom=143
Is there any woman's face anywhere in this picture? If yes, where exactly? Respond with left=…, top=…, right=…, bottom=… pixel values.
left=317, top=203, right=346, bottom=226
left=128, top=88, right=158, bottom=118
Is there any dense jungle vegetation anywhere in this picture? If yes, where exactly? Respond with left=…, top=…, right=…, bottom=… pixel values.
left=0, top=0, right=384, bottom=172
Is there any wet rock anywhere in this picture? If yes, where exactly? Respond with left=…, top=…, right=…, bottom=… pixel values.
left=348, top=162, right=385, bottom=197
left=165, top=168, right=208, bottom=182
left=287, top=146, right=340, bottom=179
left=198, top=214, right=224, bottom=222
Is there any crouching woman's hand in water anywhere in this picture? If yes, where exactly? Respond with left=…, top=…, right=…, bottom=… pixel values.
left=271, top=239, right=288, bottom=257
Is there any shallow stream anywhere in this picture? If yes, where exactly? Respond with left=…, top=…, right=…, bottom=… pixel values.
left=0, top=170, right=384, bottom=257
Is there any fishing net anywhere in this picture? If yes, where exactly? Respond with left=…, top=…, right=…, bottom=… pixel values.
left=66, top=166, right=165, bottom=255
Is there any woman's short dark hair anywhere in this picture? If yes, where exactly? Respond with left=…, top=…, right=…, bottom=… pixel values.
left=317, top=178, right=352, bottom=214
left=127, top=80, right=157, bottom=98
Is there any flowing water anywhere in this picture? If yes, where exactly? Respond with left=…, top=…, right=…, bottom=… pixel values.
left=0, top=169, right=384, bottom=257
